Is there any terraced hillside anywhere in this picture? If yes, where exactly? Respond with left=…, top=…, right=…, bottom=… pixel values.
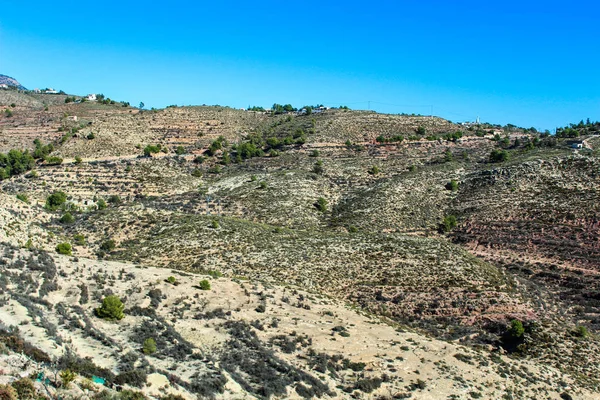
left=1, top=93, right=600, bottom=398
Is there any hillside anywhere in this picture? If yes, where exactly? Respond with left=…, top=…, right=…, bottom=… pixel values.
left=0, top=74, right=27, bottom=90
left=1, top=92, right=599, bottom=399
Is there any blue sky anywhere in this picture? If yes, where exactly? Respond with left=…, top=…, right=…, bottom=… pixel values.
left=0, top=1, right=598, bottom=130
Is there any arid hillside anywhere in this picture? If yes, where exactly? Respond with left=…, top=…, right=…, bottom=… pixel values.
left=1, top=91, right=600, bottom=399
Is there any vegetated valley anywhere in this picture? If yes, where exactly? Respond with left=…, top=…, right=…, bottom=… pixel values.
left=1, top=84, right=600, bottom=399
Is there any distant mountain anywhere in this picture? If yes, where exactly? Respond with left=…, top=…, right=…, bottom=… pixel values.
left=0, top=74, right=27, bottom=90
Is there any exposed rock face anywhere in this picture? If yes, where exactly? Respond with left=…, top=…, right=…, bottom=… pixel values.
left=0, top=74, right=27, bottom=90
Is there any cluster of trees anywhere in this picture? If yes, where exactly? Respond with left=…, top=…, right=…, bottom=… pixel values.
left=556, top=118, right=599, bottom=138
left=0, top=138, right=53, bottom=179
left=0, top=149, right=35, bottom=179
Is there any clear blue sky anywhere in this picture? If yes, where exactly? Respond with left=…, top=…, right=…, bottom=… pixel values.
left=1, top=0, right=598, bottom=130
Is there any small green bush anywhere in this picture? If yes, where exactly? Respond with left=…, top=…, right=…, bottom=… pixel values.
left=60, top=369, right=76, bottom=389
left=489, top=149, right=510, bottom=163
left=175, top=145, right=185, bottom=155
left=74, top=234, right=86, bottom=246
left=95, top=295, right=125, bottom=320
left=574, top=325, right=589, bottom=338
left=315, top=197, right=328, bottom=213
left=143, top=338, right=157, bottom=355
left=45, top=156, right=63, bottom=165
left=439, top=215, right=457, bottom=233
left=16, top=193, right=29, bottom=203
left=445, top=180, right=459, bottom=191
left=100, top=240, right=116, bottom=252
left=199, top=280, right=211, bottom=290
left=167, top=276, right=177, bottom=285
left=143, top=144, right=161, bottom=157
left=60, top=212, right=75, bottom=224
left=259, top=181, right=267, bottom=189
left=211, top=220, right=219, bottom=229
left=368, top=166, right=380, bottom=175
left=97, top=198, right=107, bottom=210
left=56, top=242, right=72, bottom=255
left=507, top=319, right=525, bottom=338
left=74, top=156, right=83, bottom=164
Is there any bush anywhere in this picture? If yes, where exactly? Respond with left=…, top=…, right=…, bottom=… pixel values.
left=368, top=166, right=380, bottom=175
left=107, top=195, right=121, bottom=204
left=211, top=220, right=219, bottom=229
left=175, top=145, right=185, bottom=155
left=439, top=215, right=457, bottom=233
left=45, top=156, right=63, bottom=165
left=489, top=149, right=510, bottom=163
left=143, top=145, right=161, bottom=157
left=97, top=198, right=107, bottom=210
left=95, top=295, right=125, bottom=321
left=312, top=160, right=323, bottom=174
left=60, top=212, right=75, bottom=224
left=315, top=197, right=328, bottom=213
left=16, top=193, right=29, bottom=203
left=45, top=191, right=67, bottom=210
left=445, top=180, right=459, bottom=191
left=56, top=243, right=72, bottom=255
left=74, top=234, right=86, bottom=246
left=167, top=276, right=177, bottom=285
left=60, top=369, right=76, bottom=389
left=143, top=338, right=157, bottom=355
left=574, top=325, right=589, bottom=338
left=259, top=181, right=267, bottom=189
left=199, top=280, right=211, bottom=290
left=507, top=319, right=525, bottom=338
left=74, top=156, right=83, bottom=164
left=100, top=240, right=116, bottom=252
left=11, top=378, right=36, bottom=399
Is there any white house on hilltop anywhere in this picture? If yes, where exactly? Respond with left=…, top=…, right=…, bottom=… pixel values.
left=87, top=94, right=97, bottom=101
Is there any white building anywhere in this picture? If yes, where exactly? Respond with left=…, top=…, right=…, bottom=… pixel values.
left=0, top=84, right=8, bottom=89
left=87, top=94, right=97, bottom=101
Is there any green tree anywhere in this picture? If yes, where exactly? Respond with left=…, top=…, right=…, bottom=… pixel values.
left=489, top=149, right=510, bottom=163
left=95, top=295, right=125, bottom=320
left=143, top=144, right=161, bottom=157
left=143, top=338, right=157, bottom=355
left=175, top=145, right=185, bottom=155
left=45, top=191, right=67, bottom=210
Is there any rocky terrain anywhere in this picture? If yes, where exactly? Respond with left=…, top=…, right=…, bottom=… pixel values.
left=1, top=89, right=599, bottom=399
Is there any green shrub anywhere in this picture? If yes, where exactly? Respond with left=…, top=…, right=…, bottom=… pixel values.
left=250, top=174, right=257, bottom=181
left=259, top=181, right=267, bottom=189
left=574, top=325, right=589, bottom=338
left=143, top=144, right=161, bottom=157
left=97, top=198, right=107, bottom=210
left=142, top=338, right=157, bottom=355
left=199, top=280, right=211, bottom=290
left=74, top=156, right=83, bottom=164
left=211, top=220, right=219, bottom=229
left=368, top=166, right=380, bottom=175
left=309, top=150, right=320, bottom=157
left=312, top=160, right=324, bottom=174
left=507, top=319, right=525, bottom=338
left=315, top=197, right=328, bottom=213
left=439, top=215, right=457, bottom=233
left=60, top=212, right=75, bottom=224
left=95, top=295, right=125, bottom=321
left=45, top=156, right=63, bottom=165
left=60, top=369, right=76, bottom=389
left=445, top=180, right=459, bottom=191
left=100, top=240, right=116, bottom=252
left=167, top=276, right=177, bottom=285
left=16, top=193, right=29, bottom=203
left=56, top=242, right=72, bottom=255
left=74, top=234, right=86, bottom=246
left=191, top=169, right=202, bottom=177
left=45, top=191, right=67, bottom=210
left=489, top=149, right=510, bottom=163
left=175, top=145, right=185, bottom=155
